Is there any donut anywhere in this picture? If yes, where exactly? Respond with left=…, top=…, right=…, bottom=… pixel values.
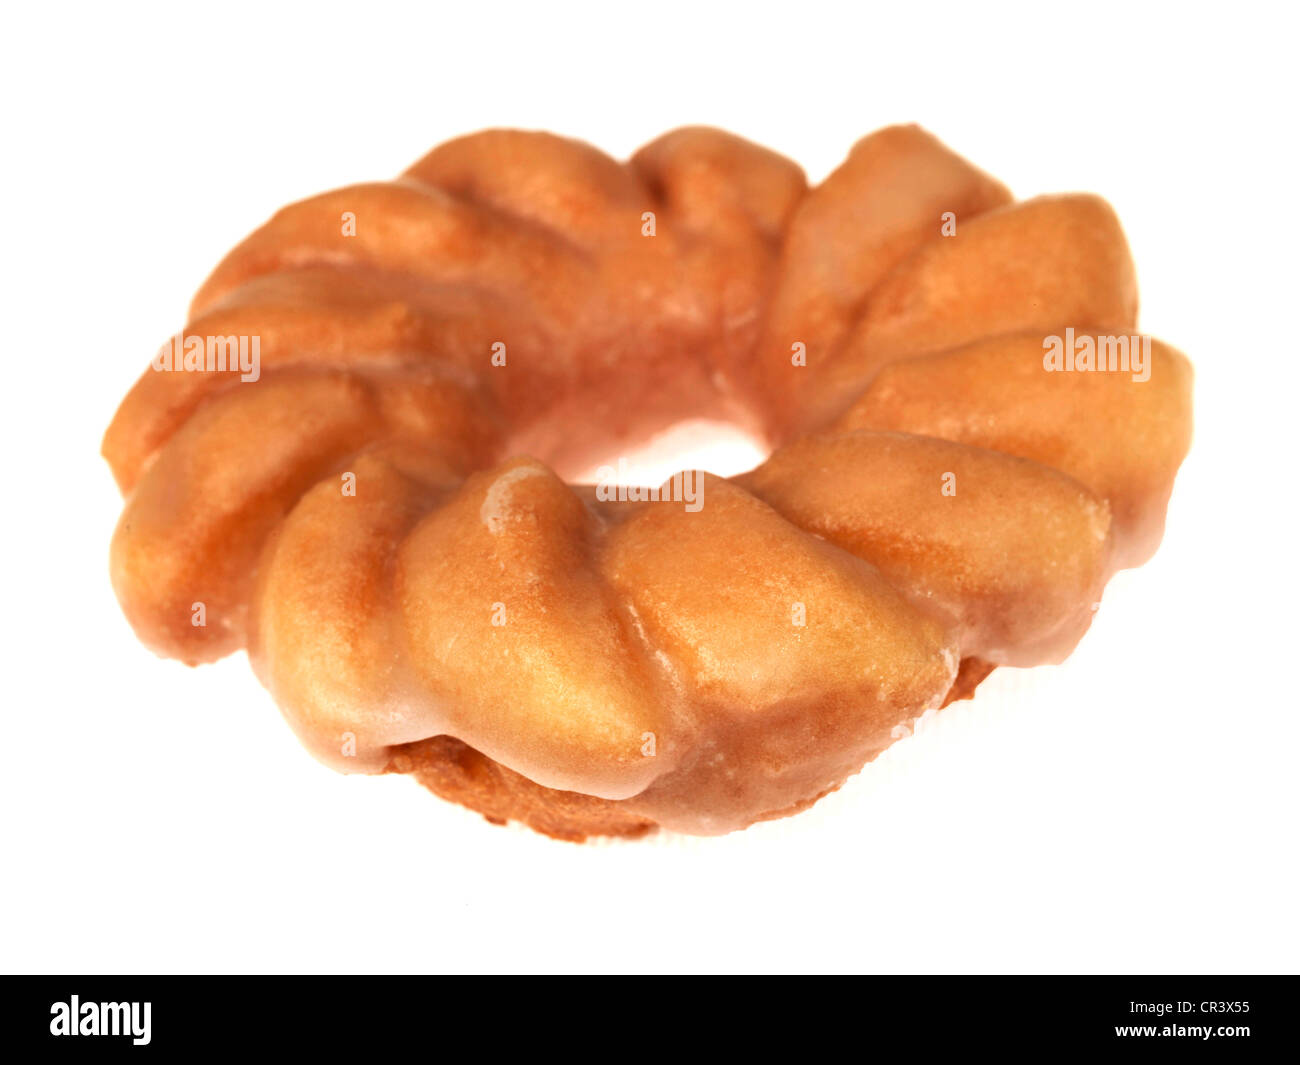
left=103, top=125, right=1193, bottom=839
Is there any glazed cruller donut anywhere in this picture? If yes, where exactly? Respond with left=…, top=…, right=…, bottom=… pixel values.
left=103, top=125, right=1193, bottom=840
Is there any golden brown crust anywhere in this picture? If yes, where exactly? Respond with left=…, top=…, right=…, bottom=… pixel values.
left=942, top=657, right=998, bottom=708
left=388, top=736, right=656, bottom=843
left=386, top=652, right=997, bottom=842
left=389, top=655, right=996, bottom=842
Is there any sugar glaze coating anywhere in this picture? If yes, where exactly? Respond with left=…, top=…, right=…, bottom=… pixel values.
left=104, top=126, right=1193, bottom=838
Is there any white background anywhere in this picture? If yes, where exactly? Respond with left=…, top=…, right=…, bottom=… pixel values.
left=3, top=1, right=1297, bottom=974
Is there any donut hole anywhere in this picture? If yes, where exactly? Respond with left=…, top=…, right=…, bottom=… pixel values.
left=569, top=418, right=769, bottom=488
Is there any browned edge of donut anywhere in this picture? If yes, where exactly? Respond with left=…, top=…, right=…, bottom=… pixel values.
left=942, top=657, right=997, bottom=708
left=385, top=657, right=998, bottom=840
left=386, top=736, right=657, bottom=843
